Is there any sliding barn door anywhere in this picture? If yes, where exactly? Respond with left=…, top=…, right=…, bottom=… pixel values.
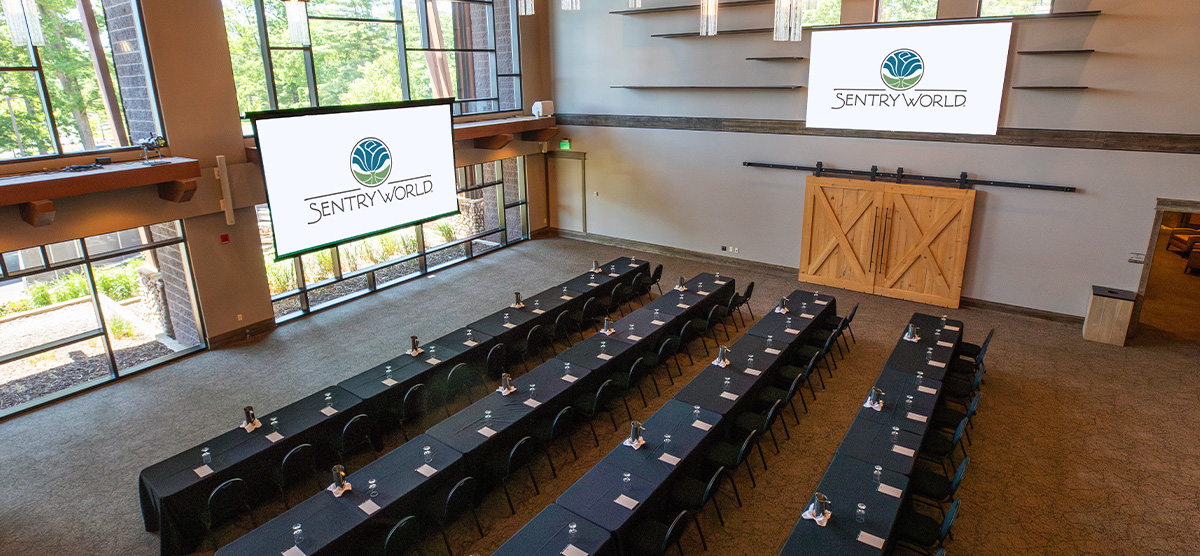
left=874, top=184, right=976, bottom=308
left=797, top=177, right=884, bottom=293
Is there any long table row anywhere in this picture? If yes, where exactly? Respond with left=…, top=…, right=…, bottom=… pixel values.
left=491, top=290, right=839, bottom=556
left=139, top=256, right=651, bottom=556
left=213, top=271, right=738, bottom=556
left=779, top=312, right=965, bottom=555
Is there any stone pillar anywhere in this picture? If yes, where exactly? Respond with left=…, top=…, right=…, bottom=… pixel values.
left=137, top=267, right=171, bottom=336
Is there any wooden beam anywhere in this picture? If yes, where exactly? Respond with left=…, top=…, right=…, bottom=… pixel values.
left=157, top=179, right=198, bottom=203
left=0, top=157, right=202, bottom=207
left=473, top=134, right=515, bottom=150
left=19, top=200, right=55, bottom=227
left=520, top=127, right=559, bottom=143
left=453, top=115, right=556, bottom=141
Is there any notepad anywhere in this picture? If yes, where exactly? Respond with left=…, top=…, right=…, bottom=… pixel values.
left=906, top=412, right=928, bottom=423
left=784, top=328, right=800, bottom=335
left=533, top=309, right=545, bottom=315
left=676, top=303, right=690, bottom=309
left=524, top=398, right=542, bottom=408
left=282, top=546, right=307, bottom=556
left=714, top=280, right=727, bottom=285
left=562, top=544, right=589, bottom=556
left=719, top=391, right=739, bottom=401
left=562, top=374, right=578, bottom=383
left=463, top=340, right=478, bottom=347
left=692, top=420, right=712, bottom=431
left=943, top=325, right=959, bottom=331
left=193, top=465, right=213, bottom=478
left=892, top=445, right=916, bottom=457
left=382, top=378, right=398, bottom=387
left=744, top=368, right=762, bottom=376
left=597, top=353, right=613, bottom=360
left=936, top=340, right=953, bottom=348
left=587, top=282, right=600, bottom=287
left=917, top=385, right=938, bottom=395
left=857, top=530, right=886, bottom=549
left=629, top=263, right=640, bottom=268
left=416, top=464, right=438, bottom=477
left=614, top=494, right=639, bottom=510
left=426, top=357, right=441, bottom=364
left=266, top=432, right=284, bottom=443
left=627, top=335, right=642, bottom=341
left=659, top=453, right=681, bottom=466
left=799, top=313, right=815, bottom=319
left=608, top=273, right=620, bottom=277
left=877, top=483, right=903, bottom=498
left=814, top=299, right=828, bottom=305
left=697, top=291, right=709, bottom=296
left=359, top=499, right=381, bottom=515
left=651, top=320, right=665, bottom=326
left=478, top=426, right=497, bottom=437
left=928, top=360, right=946, bottom=368
left=765, top=348, right=781, bottom=355
left=320, top=406, right=338, bottom=416
left=561, top=295, right=573, bottom=300
left=503, top=323, right=517, bottom=329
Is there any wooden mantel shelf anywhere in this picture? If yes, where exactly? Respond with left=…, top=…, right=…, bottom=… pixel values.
left=0, top=157, right=201, bottom=227
left=452, top=115, right=557, bottom=142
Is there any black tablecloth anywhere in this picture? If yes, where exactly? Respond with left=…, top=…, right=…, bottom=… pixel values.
left=556, top=333, right=638, bottom=372
left=491, top=504, right=616, bottom=556
left=611, top=308, right=675, bottom=348
left=139, top=387, right=365, bottom=556
left=468, top=307, right=539, bottom=339
left=555, top=461, right=661, bottom=533
left=882, top=313, right=964, bottom=382
left=834, top=418, right=923, bottom=476
left=426, top=388, right=538, bottom=456
left=777, top=454, right=910, bottom=556
left=426, top=326, right=495, bottom=366
left=672, top=361, right=762, bottom=416
left=858, top=368, right=944, bottom=436
left=642, top=289, right=708, bottom=319
left=746, top=290, right=837, bottom=340
left=215, top=434, right=464, bottom=556
left=523, top=286, right=587, bottom=317
left=600, top=400, right=722, bottom=483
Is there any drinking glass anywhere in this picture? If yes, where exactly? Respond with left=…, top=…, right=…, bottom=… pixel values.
left=563, top=287, right=569, bottom=296
left=856, top=503, right=867, bottom=523
left=786, top=317, right=792, bottom=329
left=801, top=302, right=808, bottom=314
left=385, top=365, right=393, bottom=380
left=368, top=478, right=378, bottom=498
left=292, top=523, right=303, bottom=546
left=747, top=354, right=755, bottom=368
left=653, top=309, right=660, bottom=320
left=270, top=417, right=279, bottom=433
left=767, top=335, right=774, bottom=349
left=563, top=362, right=571, bottom=375
left=934, top=328, right=941, bottom=341
left=484, top=410, right=493, bottom=427
left=693, top=405, right=701, bottom=420
left=663, top=433, right=672, bottom=446
left=423, top=445, right=433, bottom=463
left=503, top=312, right=510, bottom=324
left=715, top=272, right=721, bottom=281
left=622, top=472, right=632, bottom=491
left=201, top=447, right=211, bottom=465
left=600, top=341, right=607, bottom=355
left=916, top=371, right=924, bottom=386
left=466, top=329, right=473, bottom=343
left=534, top=299, right=540, bottom=311
left=723, top=376, right=731, bottom=392
left=873, top=465, right=882, bottom=484
left=891, top=426, right=900, bottom=444
left=324, top=392, right=333, bottom=407
left=528, top=384, right=537, bottom=400
left=429, top=345, right=436, bottom=359
left=698, top=282, right=704, bottom=291
left=905, top=395, right=914, bottom=411
left=610, top=264, right=616, bottom=273
left=568, top=521, right=579, bottom=541
left=629, top=323, right=636, bottom=335
left=940, top=314, right=948, bottom=327
left=925, top=347, right=933, bottom=362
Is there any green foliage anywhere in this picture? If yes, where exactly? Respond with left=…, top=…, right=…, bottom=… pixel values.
left=803, top=0, right=843, bottom=27
left=94, top=259, right=142, bottom=301
left=303, top=249, right=337, bottom=282
left=265, top=259, right=297, bottom=295
left=434, top=221, right=456, bottom=243
left=979, top=0, right=1052, bottom=17
left=25, top=272, right=90, bottom=306
left=107, top=315, right=137, bottom=339
left=878, top=0, right=938, bottom=22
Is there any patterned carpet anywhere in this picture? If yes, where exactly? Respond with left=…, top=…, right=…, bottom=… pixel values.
left=0, top=236, right=1195, bottom=556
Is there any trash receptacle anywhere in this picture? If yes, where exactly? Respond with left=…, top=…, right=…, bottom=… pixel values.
left=1082, top=286, right=1136, bottom=346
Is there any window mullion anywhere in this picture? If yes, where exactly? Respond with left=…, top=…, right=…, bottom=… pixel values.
left=29, top=47, right=62, bottom=155
left=253, top=0, right=280, bottom=110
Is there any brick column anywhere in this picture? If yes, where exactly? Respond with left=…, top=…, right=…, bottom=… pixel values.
left=101, top=0, right=159, bottom=141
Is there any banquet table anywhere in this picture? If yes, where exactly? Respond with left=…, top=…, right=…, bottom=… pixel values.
left=883, top=313, right=964, bottom=382
left=557, top=332, right=641, bottom=373
left=857, top=368, right=944, bottom=436
left=490, top=504, right=617, bottom=556
left=834, top=417, right=924, bottom=476
left=746, top=291, right=837, bottom=340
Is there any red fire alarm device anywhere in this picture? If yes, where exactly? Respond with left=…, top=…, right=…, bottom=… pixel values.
left=220, top=234, right=230, bottom=244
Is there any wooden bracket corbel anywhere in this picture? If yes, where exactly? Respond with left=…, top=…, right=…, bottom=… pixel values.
left=520, top=127, right=559, bottom=143
left=19, top=199, right=55, bottom=227
left=473, top=133, right=515, bottom=150
left=157, top=179, right=198, bottom=203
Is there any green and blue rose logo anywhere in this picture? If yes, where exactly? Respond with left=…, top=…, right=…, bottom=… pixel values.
left=881, top=49, right=924, bottom=91
left=350, top=138, right=392, bottom=186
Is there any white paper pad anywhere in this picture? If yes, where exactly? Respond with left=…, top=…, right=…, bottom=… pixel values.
left=857, top=530, right=886, bottom=549
left=358, top=499, right=381, bottom=515
left=878, top=483, right=904, bottom=498
left=320, top=406, right=338, bottom=416
left=463, top=340, right=478, bottom=347
left=659, top=453, right=681, bottom=466
left=917, top=385, right=938, bottom=395
left=651, top=320, right=665, bottom=326
left=587, top=282, right=600, bottom=287
left=503, top=323, right=517, bottom=329
left=937, top=340, right=953, bottom=348
left=692, top=420, right=712, bottom=431
left=719, top=391, right=739, bottom=401
left=193, top=465, right=213, bottom=478
left=478, top=426, right=497, bottom=437
left=928, top=360, right=946, bottom=368
left=627, top=335, right=642, bottom=341
left=714, top=280, right=727, bottom=285
left=382, top=378, right=398, bottom=387
left=561, top=295, right=573, bottom=301
left=532, top=309, right=545, bottom=315
left=906, top=412, right=928, bottom=423
left=676, top=303, right=690, bottom=309
left=426, top=357, right=441, bottom=365
left=944, top=325, right=960, bottom=331
left=784, top=328, right=800, bottom=335
left=282, top=546, right=306, bottom=556
left=524, top=398, right=542, bottom=408
left=608, top=273, right=620, bottom=277
left=266, top=432, right=284, bottom=443
left=614, top=494, right=639, bottom=510
left=629, top=263, right=640, bottom=268
left=561, top=374, right=578, bottom=383
left=744, top=368, right=762, bottom=376
left=892, top=445, right=916, bottom=457
left=799, top=313, right=815, bottom=319
left=597, top=353, right=613, bottom=360
left=562, top=544, right=589, bottom=556
left=697, top=291, right=709, bottom=296
left=814, top=299, right=828, bottom=305
left=764, top=348, right=781, bottom=355
left=416, top=464, right=438, bottom=477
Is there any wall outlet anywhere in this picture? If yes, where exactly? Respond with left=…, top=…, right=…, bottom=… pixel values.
left=721, top=246, right=728, bottom=251
left=1129, top=252, right=1146, bottom=264
left=237, top=314, right=243, bottom=321
left=733, top=247, right=740, bottom=254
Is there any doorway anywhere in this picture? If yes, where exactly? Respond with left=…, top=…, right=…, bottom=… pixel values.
left=1135, top=202, right=1200, bottom=343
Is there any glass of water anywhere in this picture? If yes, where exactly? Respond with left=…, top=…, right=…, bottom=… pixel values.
left=324, top=392, right=333, bottom=407
left=693, top=405, right=701, bottom=420
left=201, top=447, right=211, bottom=465
left=873, top=465, right=882, bottom=484
left=622, top=472, right=632, bottom=491
left=891, top=426, right=900, bottom=444
left=292, top=523, right=303, bottom=546
left=856, top=503, right=867, bottom=523
left=368, top=478, right=378, bottom=498
left=905, top=395, right=914, bottom=411
left=563, top=362, right=571, bottom=375
left=269, top=417, right=279, bottom=432
left=568, top=521, right=579, bottom=541
left=423, top=445, right=433, bottom=463
left=723, top=376, right=731, bottom=392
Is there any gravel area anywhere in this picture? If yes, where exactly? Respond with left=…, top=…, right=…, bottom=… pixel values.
left=0, top=302, right=99, bottom=357
left=0, top=337, right=173, bottom=410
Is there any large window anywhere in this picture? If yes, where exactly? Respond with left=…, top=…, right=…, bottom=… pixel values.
left=221, top=0, right=521, bottom=129
left=262, top=156, right=528, bottom=321
left=803, top=0, right=842, bottom=27
left=0, top=222, right=204, bottom=416
left=877, top=0, right=938, bottom=22
left=0, top=0, right=160, bottom=161
left=979, top=0, right=1052, bottom=16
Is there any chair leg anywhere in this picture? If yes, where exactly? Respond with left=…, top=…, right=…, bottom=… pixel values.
left=748, top=305, right=755, bottom=319
left=663, top=363, right=675, bottom=386
left=797, top=392, right=808, bottom=414
left=727, top=473, right=742, bottom=506
left=756, top=440, right=768, bottom=469
left=712, top=497, right=724, bottom=526
left=693, top=514, right=708, bottom=551
left=779, top=413, right=791, bottom=440
left=503, top=480, right=515, bottom=515
left=847, top=323, right=856, bottom=343
left=637, top=383, right=648, bottom=408
left=588, top=421, right=599, bottom=447
left=470, top=507, right=484, bottom=537
left=529, top=467, right=540, bottom=494
left=622, top=397, right=633, bottom=421
left=568, top=436, right=578, bottom=460
left=769, top=428, right=780, bottom=454
left=608, top=409, right=618, bottom=431
left=650, top=374, right=661, bottom=397
left=546, top=449, right=557, bottom=478
left=744, top=460, right=757, bottom=487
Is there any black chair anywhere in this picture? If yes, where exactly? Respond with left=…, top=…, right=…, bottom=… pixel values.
left=932, top=391, right=980, bottom=446
left=444, top=363, right=486, bottom=415
left=431, top=477, right=484, bottom=556
left=731, top=281, right=755, bottom=324
left=758, top=369, right=809, bottom=423
left=635, top=263, right=664, bottom=299
left=483, top=343, right=507, bottom=379
left=839, top=302, right=860, bottom=345
left=607, top=282, right=635, bottom=316
left=397, top=383, right=427, bottom=441
left=957, top=328, right=994, bottom=366
left=511, top=324, right=552, bottom=372
left=568, top=296, right=604, bottom=333
left=705, top=430, right=760, bottom=488
left=919, top=417, right=969, bottom=477
left=492, top=436, right=541, bottom=515
left=911, top=457, right=969, bottom=518
left=675, top=326, right=700, bottom=364
left=732, top=399, right=789, bottom=456
left=670, top=465, right=741, bottom=529
left=943, top=364, right=983, bottom=407
left=798, top=324, right=840, bottom=378
left=338, top=413, right=378, bottom=466
left=275, top=443, right=319, bottom=508
left=573, top=379, right=629, bottom=445
left=643, top=336, right=683, bottom=385
left=611, top=356, right=658, bottom=408
left=535, top=406, right=577, bottom=477
left=381, top=515, right=423, bottom=556
left=687, top=305, right=730, bottom=354
left=548, top=309, right=582, bottom=347
left=894, top=499, right=961, bottom=555
left=627, top=509, right=704, bottom=556
left=809, top=316, right=849, bottom=360
left=778, top=352, right=823, bottom=399
left=200, top=477, right=256, bottom=550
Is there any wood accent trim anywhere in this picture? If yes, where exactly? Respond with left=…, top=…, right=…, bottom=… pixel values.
left=555, top=114, right=1200, bottom=155
left=452, top=115, right=557, bottom=141
left=520, top=127, right=560, bottom=143
left=157, top=180, right=198, bottom=203
left=206, top=317, right=278, bottom=350
left=0, top=157, right=202, bottom=207
left=959, top=296, right=1084, bottom=325
left=473, top=134, right=515, bottom=150
left=19, top=200, right=55, bottom=227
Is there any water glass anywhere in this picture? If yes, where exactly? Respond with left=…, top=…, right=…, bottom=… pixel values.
left=610, top=264, right=616, bottom=273
left=698, top=282, right=704, bottom=291
left=503, top=312, right=510, bottom=324
left=679, top=292, right=685, bottom=302
left=891, top=426, right=900, bottom=444
left=368, top=478, right=378, bottom=498
left=563, top=362, right=571, bottom=375
left=723, top=376, right=731, bottom=392
left=563, top=286, right=568, bottom=295
left=856, top=503, right=867, bottom=523
left=528, top=384, right=537, bottom=400
left=568, top=521, right=579, bottom=541
left=663, top=433, right=672, bottom=446
left=715, top=272, right=720, bottom=281
left=905, top=395, right=914, bottom=411
left=201, top=447, right=211, bottom=465
left=324, top=392, right=333, bottom=407
left=466, top=329, right=473, bottom=342
left=916, top=371, right=924, bottom=386
left=934, top=328, right=941, bottom=341
left=767, top=335, right=774, bottom=349
left=292, top=523, right=303, bottom=546
left=940, top=314, right=948, bottom=327
left=925, top=347, right=933, bottom=362
left=654, top=309, right=660, bottom=320
left=270, top=417, right=279, bottom=433
left=629, top=324, right=636, bottom=335
left=423, top=445, right=433, bottom=463
left=484, top=410, right=493, bottom=426
left=693, top=405, right=701, bottom=420
left=590, top=273, right=596, bottom=281
left=873, top=465, right=882, bottom=484
left=429, top=345, right=436, bottom=358
left=747, top=354, right=755, bottom=368
left=801, top=302, right=808, bottom=314
left=385, top=365, right=393, bottom=380
left=600, top=341, right=607, bottom=355
left=622, top=472, right=632, bottom=491
left=534, top=299, right=540, bottom=311
left=786, top=317, right=792, bottom=329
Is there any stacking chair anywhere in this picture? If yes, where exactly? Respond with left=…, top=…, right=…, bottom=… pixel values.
left=611, top=356, right=657, bottom=408
left=943, top=365, right=983, bottom=409
left=443, top=364, right=486, bottom=415
left=643, top=336, right=683, bottom=385
left=548, top=310, right=582, bottom=348
left=337, top=414, right=378, bottom=467
left=732, top=399, right=789, bottom=456
left=675, top=326, right=701, bottom=364
left=627, top=509, right=704, bottom=555
left=758, top=369, right=808, bottom=423
left=919, top=417, right=969, bottom=477
left=492, top=436, right=541, bottom=515
left=705, top=429, right=760, bottom=488
left=911, top=457, right=969, bottom=517
left=826, top=302, right=859, bottom=346
left=797, top=327, right=839, bottom=378
left=572, top=379, right=629, bottom=445
left=730, top=281, right=755, bottom=325
left=895, top=499, right=961, bottom=555
left=381, top=515, right=423, bottom=556
left=201, top=477, right=256, bottom=550
left=670, top=466, right=741, bottom=528
left=568, top=297, right=604, bottom=334
left=431, top=476, right=484, bottom=556
left=511, top=324, right=553, bottom=372
left=692, top=305, right=730, bottom=351
left=933, top=391, right=980, bottom=446
left=715, top=292, right=742, bottom=332
left=396, top=383, right=427, bottom=441
left=810, top=316, right=849, bottom=360
left=608, top=282, right=635, bottom=316
left=535, top=406, right=577, bottom=476
left=957, top=328, right=994, bottom=366
left=483, top=343, right=507, bottom=379
left=637, top=263, right=664, bottom=299
left=778, top=352, right=823, bottom=400
left=274, top=443, right=319, bottom=508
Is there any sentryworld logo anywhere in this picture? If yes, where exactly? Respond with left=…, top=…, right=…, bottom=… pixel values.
left=350, top=138, right=392, bottom=186
left=880, top=49, right=923, bottom=91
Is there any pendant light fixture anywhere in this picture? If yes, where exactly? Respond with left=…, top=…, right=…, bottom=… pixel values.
left=283, top=0, right=310, bottom=46
left=3, top=0, right=45, bottom=47
left=518, top=0, right=535, bottom=15
left=773, top=0, right=803, bottom=42
left=560, top=0, right=579, bottom=11
left=699, top=0, right=717, bottom=36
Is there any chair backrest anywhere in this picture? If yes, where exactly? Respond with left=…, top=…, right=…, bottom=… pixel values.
left=742, top=281, right=755, bottom=303
left=705, top=305, right=721, bottom=328
left=976, top=328, right=995, bottom=363
left=581, top=296, right=602, bottom=319
left=951, top=416, right=969, bottom=447
left=822, top=318, right=846, bottom=352
left=507, top=436, right=538, bottom=473
left=950, top=456, right=969, bottom=495
left=845, top=302, right=859, bottom=324
left=525, top=324, right=546, bottom=352
left=701, top=466, right=727, bottom=504
left=384, top=515, right=421, bottom=556
left=966, top=391, right=982, bottom=419
left=401, top=383, right=427, bottom=420
left=592, top=379, right=617, bottom=413
left=803, top=353, right=820, bottom=378
left=939, top=499, right=962, bottom=542
left=651, top=263, right=663, bottom=282
left=447, top=363, right=480, bottom=393
left=735, top=430, right=759, bottom=464
left=487, top=343, right=507, bottom=376
left=444, top=476, right=477, bottom=521
left=549, top=406, right=574, bottom=440
left=553, top=310, right=572, bottom=337
left=630, top=271, right=645, bottom=289
left=719, top=278, right=737, bottom=305
left=341, top=413, right=373, bottom=453
left=970, top=364, right=984, bottom=390
left=658, top=336, right=679, bottom=358
left=762, top=400, right=784, bottom=432
left=280, top=443, right=316, bottom=486
left=659, top=510, right=693, bottom=554
left=627, top=357, right=646, bottom=382
left=784, top=371, right=805, bottom=401
left=206, top=477, right=248, bottom=526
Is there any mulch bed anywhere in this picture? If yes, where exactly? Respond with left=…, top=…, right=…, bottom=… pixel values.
left=0, top=339, right=174, bottom=411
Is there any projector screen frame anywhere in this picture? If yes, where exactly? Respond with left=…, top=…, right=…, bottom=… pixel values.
left=248, top=97, right=460, bottom=262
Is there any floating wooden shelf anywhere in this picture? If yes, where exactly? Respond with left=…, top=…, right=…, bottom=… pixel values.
left=611, top=0, right=770, bottom=15
left=747, top=56, right=806, bottom=61
left=653, top=27, right=771, bottom=38
left=1017, top=49, right=1096, bottom=55
left=613, top=85, right=804, bottom=90
left=452, top=115, right=557, bottom=142
left=1011, top=85, right=1090, bottom=90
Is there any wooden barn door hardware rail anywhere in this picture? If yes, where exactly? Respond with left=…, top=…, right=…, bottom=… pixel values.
left=743, top=161, right=1077, bottom=193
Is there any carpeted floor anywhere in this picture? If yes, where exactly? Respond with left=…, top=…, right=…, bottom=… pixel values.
left=0, top=236, right=1197, bottom=556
